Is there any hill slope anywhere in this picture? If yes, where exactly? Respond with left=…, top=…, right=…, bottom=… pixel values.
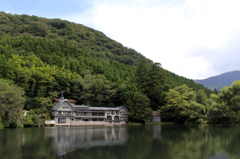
left=195, top=71, right=240, bottom=91
left=0, top=12, right=212, bottom=110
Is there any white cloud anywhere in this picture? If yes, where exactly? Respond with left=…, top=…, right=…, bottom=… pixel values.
left=62, top=0, right=240, bottom=79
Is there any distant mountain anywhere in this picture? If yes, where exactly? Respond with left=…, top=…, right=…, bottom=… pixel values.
left=194, top=71, right=240, bottom=91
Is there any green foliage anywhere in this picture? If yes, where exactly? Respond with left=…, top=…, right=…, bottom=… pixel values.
left=170, top=72, right=212, bottom=97
left=0, top=12, right=153, bottom=68
left=196, top=89, right=207, bottom=105
left=0, top=117, right=3, bottom=129
left=24, top=110, right=40, bottom=126
left=161, top=85, right=206, bottom=123
left=206, top=80, right=240, bottom=123
left=125, top=90, right=152, bottom=123
left=72, top=73, right=118, bottom=107
left=0, top=12, right=214, bottom=124
left=146, top=63, right=171, bottom=110
left=134, top=62, right=172, bottom=110
left=0, top=78, right=26, bottom=128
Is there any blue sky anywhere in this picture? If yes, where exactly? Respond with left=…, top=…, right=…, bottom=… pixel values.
left=1, top=0, right=240, bottom=79
left=1, top=0, right=90, bottom=18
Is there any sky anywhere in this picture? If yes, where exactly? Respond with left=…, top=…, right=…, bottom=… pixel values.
left=1, top=0, right=240, bottom=79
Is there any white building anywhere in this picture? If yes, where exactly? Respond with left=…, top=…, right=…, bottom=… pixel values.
left=51, top=97, right=128, bottom=126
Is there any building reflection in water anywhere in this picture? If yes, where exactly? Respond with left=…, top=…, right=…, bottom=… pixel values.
left=45, top=126, right=128, bottom=156
left=153, top=125, right=161, bottom=139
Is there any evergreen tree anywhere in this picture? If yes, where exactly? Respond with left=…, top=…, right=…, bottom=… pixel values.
left=146, top=63, right=171, bottom=110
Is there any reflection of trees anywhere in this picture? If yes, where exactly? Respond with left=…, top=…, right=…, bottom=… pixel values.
left=0, top=128, right=58, bottom=159
left=0, top=126, right=240, bottom=159
left=153, top=125, right=240, bottom=159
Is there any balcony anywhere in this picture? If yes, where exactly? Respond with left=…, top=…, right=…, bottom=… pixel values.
left=54, top=112, right=74, bottom=116
left=76, top=113, right=105, bottom=117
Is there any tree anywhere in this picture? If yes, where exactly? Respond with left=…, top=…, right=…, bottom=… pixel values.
left=161, top=85, right=206, bottom=123
left=15, top=67, right=31, bottom=90
left=34, top=91, right=58, bottom=114
left=24, top=109, right=40, bottom=126
left=161, top=88, right=190, bottom=122
left=229, top=80, right=240, bottom=113
left=196, top=89, right=207, bottom=105
left=205, top=80, right=240, bottom=123
left=146, top=63, right=171, bottom=110
left=73, top=73, right=118, bottom=107
left=125, top=89, right=152, bottom=123
left=0, top=78, right=26, bottom=128
left=206, top=94, right=229, bottom=123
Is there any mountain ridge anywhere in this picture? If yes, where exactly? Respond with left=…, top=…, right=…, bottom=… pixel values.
left=194, top=70, right=240, bottom=91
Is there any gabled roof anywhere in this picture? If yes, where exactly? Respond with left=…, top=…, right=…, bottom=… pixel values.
left=55, top=98, right=76, bottom=103
left=51, top=98, right=128, bottom=112
left=51, top=99, right=77, bottom=111
left=116, top=106, right=129, bottom=111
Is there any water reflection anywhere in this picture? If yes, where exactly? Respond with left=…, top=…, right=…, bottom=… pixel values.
left=1, top=125, right=240, bottom=159
left=45, top=127, right=128, bottom=156
left=152, top=125, right=161, bottom=139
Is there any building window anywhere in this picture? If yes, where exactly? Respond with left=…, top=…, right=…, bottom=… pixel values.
left=99, top=113, right=104, bottom=116
left=58, top=118, right=66, bottom=123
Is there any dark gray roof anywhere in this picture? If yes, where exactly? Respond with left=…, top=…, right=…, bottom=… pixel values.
left=51, top=99, right=77, bottom=111
left=116, top=106, right=129, bottom=111
left=51, top=99, right=127, bottom=112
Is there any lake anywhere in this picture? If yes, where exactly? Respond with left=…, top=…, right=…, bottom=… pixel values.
left=0, top=125, right=239, bottom=159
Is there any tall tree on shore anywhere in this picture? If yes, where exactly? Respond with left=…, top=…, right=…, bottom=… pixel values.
left=0, top=78, right=26, bottom=128
left=161, top=85, right=206, bottom=123
left=125, top=89, right=152, bottom=123
left=146, top=63, right=171, bottom=110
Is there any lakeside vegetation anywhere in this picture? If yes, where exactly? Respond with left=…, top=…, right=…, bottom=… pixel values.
left=0, top=12, right=225, bottom=128
left=160, top=80, right=240, bottom=124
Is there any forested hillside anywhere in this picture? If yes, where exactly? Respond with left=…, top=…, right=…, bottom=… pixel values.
left=0, top=12, right=213, bottom=127
left=195, top=71, right=240, bottom=91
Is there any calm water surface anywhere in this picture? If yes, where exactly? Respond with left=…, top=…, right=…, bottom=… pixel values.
left=0, top=125, right=240, bottom=159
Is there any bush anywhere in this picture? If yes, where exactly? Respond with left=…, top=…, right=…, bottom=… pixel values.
left=0, top=122, right=3, bottom=129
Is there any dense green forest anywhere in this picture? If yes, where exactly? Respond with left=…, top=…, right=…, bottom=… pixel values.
left=0, top=12, right=215, bottom=128
left=161, top=80, right=240, bottom=124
